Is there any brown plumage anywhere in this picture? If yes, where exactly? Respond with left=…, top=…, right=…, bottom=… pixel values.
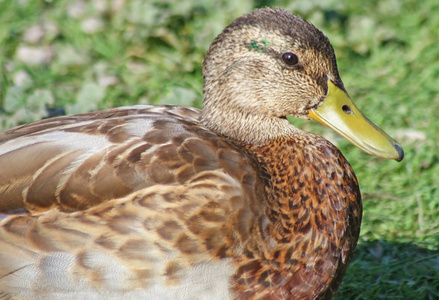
left=0, top=8, right=401, bottom=300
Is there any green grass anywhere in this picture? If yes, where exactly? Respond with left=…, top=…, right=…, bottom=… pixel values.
left=1, top=0, right=438, bottom=299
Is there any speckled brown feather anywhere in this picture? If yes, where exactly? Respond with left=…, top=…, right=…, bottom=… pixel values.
left=230, top=135, right=361, bottom=299
left=0, top=106, right=264, bottom=298
left=0, top=106, right=206, bottom=213
left=0, top=8, right=363, bottom=300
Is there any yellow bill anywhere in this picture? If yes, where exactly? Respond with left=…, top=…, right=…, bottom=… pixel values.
left=308, top=81, right=404, bottom=161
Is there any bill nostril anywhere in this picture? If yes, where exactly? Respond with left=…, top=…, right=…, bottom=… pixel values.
left=342, top=105, right=352, bottom=114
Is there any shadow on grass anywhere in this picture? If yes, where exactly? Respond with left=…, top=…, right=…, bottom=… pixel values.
left=335, top=240, right=439, bottom=300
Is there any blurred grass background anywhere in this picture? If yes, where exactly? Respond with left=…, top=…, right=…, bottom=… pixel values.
left=0, top=0, right=438, bottom=299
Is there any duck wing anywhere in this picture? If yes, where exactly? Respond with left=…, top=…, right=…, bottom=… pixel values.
left=0, top=105, right=254, bottom=214
left=0, top=105, right=260, bottom=299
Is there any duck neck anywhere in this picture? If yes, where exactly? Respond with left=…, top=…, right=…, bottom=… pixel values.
left=200, top=100, right=298, bottom=146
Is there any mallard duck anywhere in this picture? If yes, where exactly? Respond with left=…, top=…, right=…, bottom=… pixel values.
left=0, top=8, right=403, bottom=300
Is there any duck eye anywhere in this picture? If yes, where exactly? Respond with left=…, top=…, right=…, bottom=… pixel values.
left=282, top=52, right=299, bottom=66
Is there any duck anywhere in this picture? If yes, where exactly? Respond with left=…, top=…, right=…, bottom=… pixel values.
left=0, top=8, right=403, bottom=300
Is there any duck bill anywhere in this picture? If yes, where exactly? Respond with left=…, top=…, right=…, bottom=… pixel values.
left=308, top=81, right=404, bottom=161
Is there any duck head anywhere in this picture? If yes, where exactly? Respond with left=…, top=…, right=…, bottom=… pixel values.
left=200, top=8, right=403, bottom=161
